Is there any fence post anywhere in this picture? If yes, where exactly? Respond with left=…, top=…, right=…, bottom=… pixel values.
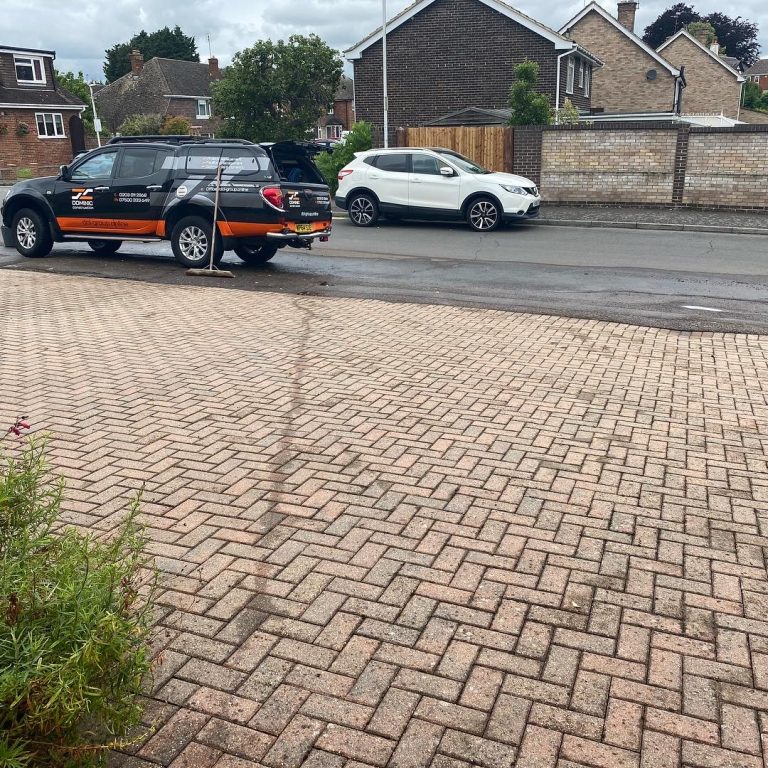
left=395, top=127, right=407, bottom=148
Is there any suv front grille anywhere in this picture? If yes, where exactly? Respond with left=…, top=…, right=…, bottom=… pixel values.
left=524, top=186, right=538, bottom=196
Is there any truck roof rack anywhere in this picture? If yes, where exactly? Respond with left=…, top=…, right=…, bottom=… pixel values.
left=107, top=135, right=254, bottom=146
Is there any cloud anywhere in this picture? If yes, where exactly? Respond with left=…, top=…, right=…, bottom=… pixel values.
left=3, top=0, right=765, bottom=82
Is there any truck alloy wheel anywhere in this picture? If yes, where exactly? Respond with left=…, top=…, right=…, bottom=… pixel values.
left=171, top=215, right=223, bottom=268
left=11, top=208, right=52, bottom=257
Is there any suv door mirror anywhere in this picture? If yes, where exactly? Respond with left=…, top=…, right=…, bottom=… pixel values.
left=59, top=164, right=69, bottom=180
left=439, top=166, right=455, bottom=177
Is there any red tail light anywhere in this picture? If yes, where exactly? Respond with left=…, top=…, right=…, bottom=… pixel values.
left=338, top=169, right=354, bottom=180
left=261, top=187, right=284, bottom=211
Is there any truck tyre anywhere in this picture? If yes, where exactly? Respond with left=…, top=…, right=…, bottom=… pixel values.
left=11, top=207, right=53, bottom=258
left=348, top=193, right=379, bottom=227
left=171, top=215, right=223, bottom=268
left=234, top=242, right=279, bottom=265
left=88, top=240, right=122, bottom=255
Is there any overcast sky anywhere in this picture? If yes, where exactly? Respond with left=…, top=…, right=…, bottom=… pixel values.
left=4, top=0, right=766, bottom=81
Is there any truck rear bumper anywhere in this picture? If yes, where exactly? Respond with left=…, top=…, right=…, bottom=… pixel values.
left=266, top=227, right=332, bottom=242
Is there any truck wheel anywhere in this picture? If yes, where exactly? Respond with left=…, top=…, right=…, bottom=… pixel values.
left=171, top=215, right=223, bottom=268
left=348, top=193, right=379, bottom=227
left=234, top=242, right=279, bottom=265
left=88, top=240, right=122, bottom=255
left=11, top=208, right=53, bottom=258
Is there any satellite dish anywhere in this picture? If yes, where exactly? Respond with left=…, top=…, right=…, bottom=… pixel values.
left=646, top=69, right=658, bottom=80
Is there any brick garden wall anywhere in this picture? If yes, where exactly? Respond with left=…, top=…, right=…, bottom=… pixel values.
left=514, top=123, right=768, bottom=210
left=540, top=125, right=677, bottom=204
left=683, top=129, right=768, bottom=207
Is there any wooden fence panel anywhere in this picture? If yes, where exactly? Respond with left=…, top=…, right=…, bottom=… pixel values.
left=403, top=126, right=513, bottom=172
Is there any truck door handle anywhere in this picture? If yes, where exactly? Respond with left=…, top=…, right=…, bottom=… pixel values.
left=94, top=186, right=109, bottom=192
left=146, top=185, right=162, bottom=191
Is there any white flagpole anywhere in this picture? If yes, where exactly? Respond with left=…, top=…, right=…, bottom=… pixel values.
left=382, top=0, right=389, bottom=147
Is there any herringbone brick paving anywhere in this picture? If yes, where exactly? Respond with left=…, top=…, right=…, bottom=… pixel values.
left=2, top=269, right=768, bottom=768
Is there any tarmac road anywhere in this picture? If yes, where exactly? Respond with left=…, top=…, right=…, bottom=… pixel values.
left=2, top=217, right=767, bottom=333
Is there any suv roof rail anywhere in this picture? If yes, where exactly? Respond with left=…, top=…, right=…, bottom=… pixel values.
left=106, top=135, right=255, bottom=146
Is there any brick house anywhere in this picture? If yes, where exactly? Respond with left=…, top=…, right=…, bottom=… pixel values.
left=316, top=75, right=355, bottom=139
left=345, top=0, right=601, bottom=145
left=560, top=2, right=684, bottom=115
left=657, top=30, right=744, bottom=120
left=744, top=59, right=768, bottom=92
left=0, top=44, right=86, bottom=179
left=95, top=51, right=222, bottom=135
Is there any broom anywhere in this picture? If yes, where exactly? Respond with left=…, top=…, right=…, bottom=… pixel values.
left=186, top=162, right=235, bottom=278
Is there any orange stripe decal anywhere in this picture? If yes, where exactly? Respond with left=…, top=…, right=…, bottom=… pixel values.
left=56, top=217, right=158, bottom=235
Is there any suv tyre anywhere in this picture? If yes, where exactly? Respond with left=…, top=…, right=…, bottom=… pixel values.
left=466, top=197, right=502, bottom=232
left=234, top=242, right=279, bottom=265
left=88, top=240, right=122, bottom=255
left=12, top=208, right=53, bottom=258
left=348, top=193, right=379, bottom=227
left=171, top=215, right=223, bottom=268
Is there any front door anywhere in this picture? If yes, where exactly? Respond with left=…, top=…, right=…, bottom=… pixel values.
left=408, top=154, right=461, bottom=215
left=109, top=146, right=174, bottom=235
left=52, top=149, right=118, bottom=234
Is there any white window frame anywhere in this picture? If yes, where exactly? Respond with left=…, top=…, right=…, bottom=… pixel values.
left=196, top=99, right=211, bottom=119
left=35, top=112, right=65, bottom=138
left=566, top=58, right=575, bottom=95
left=585, top=65, right=591, bottom=97
left=15, top=54, right=46, bottom=85
left=579, top=61, right=584, bottom=88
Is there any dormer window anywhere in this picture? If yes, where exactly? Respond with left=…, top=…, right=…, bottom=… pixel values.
left=15, top=55, right=46, bottom=85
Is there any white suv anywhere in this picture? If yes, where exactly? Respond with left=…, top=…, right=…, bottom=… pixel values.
left=335, top=147, right=541, bottom=232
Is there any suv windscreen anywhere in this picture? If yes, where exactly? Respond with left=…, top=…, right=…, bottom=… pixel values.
left=436, top=151, right=491, bottom=175
left=185, top=147, right=272, bottom=179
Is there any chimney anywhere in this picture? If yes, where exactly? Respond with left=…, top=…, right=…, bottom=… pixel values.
left=693, top=27, right=709, bottom=45
left=129, top=49, right=144, bottom=75
left=208, top=57, right=220, bottom=80
left=617, top=1, right=638, bottom=32
left=709, top=40, right=720, bottom=54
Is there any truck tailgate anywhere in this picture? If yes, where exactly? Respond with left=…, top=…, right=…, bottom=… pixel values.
left=280, top=183, right=332, bottom=224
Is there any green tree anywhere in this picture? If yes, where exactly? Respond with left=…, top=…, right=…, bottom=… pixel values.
left=104, top=26, right=198, bottom=83
left=686, top=20, right=717, bottom=45
left=556, top=97, right=580, bottom=125
left=315, top=121, right=373, bottom=195
left=507, top=60, right=552, bottom=126
left=55, top=70, right=95, bottom=133
left=118, top=113, right=164, bottom=135
left=214, top=34, right=342, bottom=142
left=161, top=115, right=192, bottom=135
left=743, top=80, right=763, bottom=108
left=643, top=5, right=760, bottom=67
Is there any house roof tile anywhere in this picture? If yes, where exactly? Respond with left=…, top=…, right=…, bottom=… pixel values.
left=744, top=58, right=768, bottom=76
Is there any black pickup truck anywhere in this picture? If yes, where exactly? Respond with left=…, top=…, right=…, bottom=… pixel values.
left=0, top=136, right=332, bottom=267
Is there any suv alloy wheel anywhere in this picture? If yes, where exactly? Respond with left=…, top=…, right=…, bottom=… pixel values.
left=348, top=193, right=379, bottom=227
left=466, top=197, right=502, bottom=232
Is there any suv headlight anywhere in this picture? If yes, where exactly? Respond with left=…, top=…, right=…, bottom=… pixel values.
left=500, top=184, right=525, bottom=195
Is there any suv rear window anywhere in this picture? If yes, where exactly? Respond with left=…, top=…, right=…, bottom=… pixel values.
left=185, top=147, right=272, bottom=179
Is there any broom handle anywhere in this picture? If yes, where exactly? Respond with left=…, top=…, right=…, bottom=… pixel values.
left=210, top=163, right=223, bottom=270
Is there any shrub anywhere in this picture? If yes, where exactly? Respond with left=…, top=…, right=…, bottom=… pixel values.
left=15, top=122, right=30, bottom=137
left=15, top=168, right=33, bottom=180
left=555, top=98, right=581, bottom=125
left=161, top=115, right=191, bottom=135
left=117, top=113, right=164, bottom=136
left=507, top=60, right=552, bottom=126
left=0, top=437, right=157, bottom=767
left=314, top=121, right=373, bottom=195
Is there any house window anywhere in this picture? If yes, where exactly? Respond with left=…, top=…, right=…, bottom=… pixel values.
left=35, top=113, right=65, bottom=138
left=566, top=58, right=575, bottom=94
left=328, top=124, right=342, bottom=139
left=579, top=61, right=584, bottom=88
left=196, top=99, right=211, bottom=119
left=585, top=65, right=591, bottom=97
left=15, top=55, right=46, bottom=84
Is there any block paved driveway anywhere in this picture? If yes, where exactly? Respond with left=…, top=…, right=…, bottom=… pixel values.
left=2, top=269, right=768, bottom=768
